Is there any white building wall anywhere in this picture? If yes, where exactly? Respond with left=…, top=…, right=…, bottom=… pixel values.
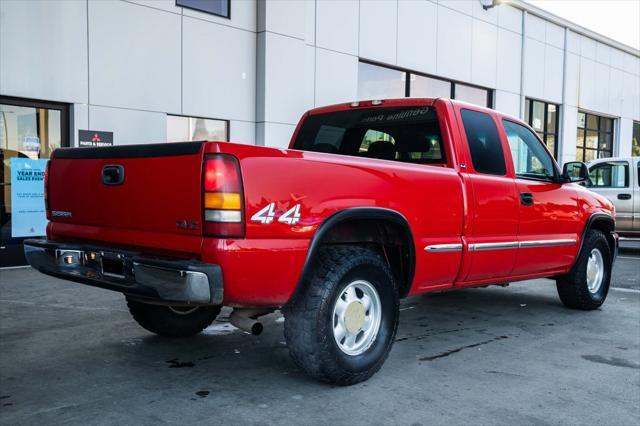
left=1, top=0, right=639, bottom=162
left=1, top=0, right=257, bottom=146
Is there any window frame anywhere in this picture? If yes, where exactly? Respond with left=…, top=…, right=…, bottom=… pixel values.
left=358, top=60, right=493, bottom=108
left=176, top=0, right=231, bottom=19
left=576, top=111, right=615, bottom=162
left=524, top=98, right=559, bottom=159
left=502, top=118, right=560, bottom=182
left=587, top=161, right=629, bottom=188
left=0, top=95, right=70, bottom=148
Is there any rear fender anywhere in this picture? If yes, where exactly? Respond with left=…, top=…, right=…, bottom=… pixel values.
left=287, top=207, right=416, bottom=304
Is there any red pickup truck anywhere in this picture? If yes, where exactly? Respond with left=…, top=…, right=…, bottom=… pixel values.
left=25, top=98, right=617, bottom=385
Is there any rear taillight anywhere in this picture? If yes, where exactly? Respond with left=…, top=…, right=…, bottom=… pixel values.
left=44, top=160, right=51, bottom=220
left=202, top=155, right=244, bottom=237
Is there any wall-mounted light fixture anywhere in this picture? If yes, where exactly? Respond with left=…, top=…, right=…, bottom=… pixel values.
left=479, top=0, right=503, bottom=11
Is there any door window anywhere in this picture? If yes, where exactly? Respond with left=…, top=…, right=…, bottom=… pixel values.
left=0, top=97, right=69, bottom=266
left=460, top=109, right=506, bottom=175
left=588, top=161, right=629, bottom=188
left=503, top=119, right=556, bottom=181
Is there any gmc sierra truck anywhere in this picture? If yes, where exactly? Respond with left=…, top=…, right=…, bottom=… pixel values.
left=25, top=98, right=618, bottom=385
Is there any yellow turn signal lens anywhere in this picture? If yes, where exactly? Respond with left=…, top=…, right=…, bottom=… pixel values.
left=205, top=192, right=241, bottom=210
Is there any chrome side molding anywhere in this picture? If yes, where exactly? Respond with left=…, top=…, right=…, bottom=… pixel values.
left=519, top=239, right=577, bottom=248
left=469, top=242, right=519, bottom=251
left=426, top=239, right=577, bottom=253
left=424, top=243, right=463, bottom=252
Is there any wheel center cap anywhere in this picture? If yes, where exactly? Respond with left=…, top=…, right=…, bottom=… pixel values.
left=344, top=301, right=366, bottom=334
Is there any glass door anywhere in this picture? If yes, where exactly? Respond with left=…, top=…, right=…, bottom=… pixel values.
left=0, top=96, right=69, bottom=267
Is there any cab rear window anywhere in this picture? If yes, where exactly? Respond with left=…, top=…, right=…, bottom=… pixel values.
left=292, top=106, right=445, bottom=164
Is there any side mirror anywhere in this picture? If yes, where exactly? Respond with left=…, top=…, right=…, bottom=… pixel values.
left=562, top=161, right=589, bottom=183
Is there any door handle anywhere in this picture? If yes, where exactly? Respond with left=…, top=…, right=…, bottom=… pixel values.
left=617, top=193, right=632, bottom=200
left=520, top=192, right=534, bottom=206
left=102, top=165, right=125, bottom=185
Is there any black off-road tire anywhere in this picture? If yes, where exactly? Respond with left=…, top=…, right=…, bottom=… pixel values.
left=556, top=229, right=612, bottom=310
left=283, top=245, right=399, bottom=385
left=126, top=297, right=221, bottom=337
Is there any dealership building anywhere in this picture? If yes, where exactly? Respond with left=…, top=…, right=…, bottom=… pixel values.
left=1, top=0, right=639, bottom=265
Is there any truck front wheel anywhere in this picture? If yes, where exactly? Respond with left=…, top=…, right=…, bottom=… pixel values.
left=556, top=229, right=612, bottom=310
left=284, top=246, right=399, bottom=385
left=126, top=297, right=221, bottom=337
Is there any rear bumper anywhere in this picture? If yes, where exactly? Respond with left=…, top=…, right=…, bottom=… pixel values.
left=24, top=239, right=223, bottom=305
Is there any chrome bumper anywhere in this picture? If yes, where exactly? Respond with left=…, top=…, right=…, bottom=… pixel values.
left=23, top=239, right=223, bottom=305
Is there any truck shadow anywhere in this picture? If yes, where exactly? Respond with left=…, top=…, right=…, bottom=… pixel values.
left=111, top=280, right=595, bottom=387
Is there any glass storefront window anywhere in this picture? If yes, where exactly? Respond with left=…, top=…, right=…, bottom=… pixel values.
left=632, top=121, right=640, bottom=156
left=454, top=84, right=489, bottom=107
left=524, top=98, right=560, bottom=158
left=0, top=97, right=69, bottom=267
left=357, top=62, right=406, bottom=100
left=357, top=61, right=493, bottom=108
left=409, top=74, right=451, bottom=98
left=576, top=111, right=614, bottom=162
left=167, top=115, right=228, bottom=142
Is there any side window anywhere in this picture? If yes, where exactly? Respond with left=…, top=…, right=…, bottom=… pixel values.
left=503, top=120, right=556, bottom=180
left=460, top=109, right=506, bottom=175
left=588, top=162, right=629, bottom=188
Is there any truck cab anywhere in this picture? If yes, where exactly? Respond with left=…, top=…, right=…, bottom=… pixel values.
left=586, top=157, right=640, bottom=237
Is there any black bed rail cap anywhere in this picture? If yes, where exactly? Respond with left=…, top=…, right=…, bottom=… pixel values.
left=53, top=141, right=205, bottom=159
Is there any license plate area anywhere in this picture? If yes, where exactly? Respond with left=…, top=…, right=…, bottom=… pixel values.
left=101, top=252, right=125, bottom=279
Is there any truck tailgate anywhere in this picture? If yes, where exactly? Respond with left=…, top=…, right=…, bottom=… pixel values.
left=47, top=142, right=204, bottom=253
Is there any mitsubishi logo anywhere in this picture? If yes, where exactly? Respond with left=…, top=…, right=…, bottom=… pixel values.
left=91, top=133, right=101, bottom=143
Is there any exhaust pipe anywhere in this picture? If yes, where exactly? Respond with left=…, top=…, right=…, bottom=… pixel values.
left=229, top=309, right=271, bottom=335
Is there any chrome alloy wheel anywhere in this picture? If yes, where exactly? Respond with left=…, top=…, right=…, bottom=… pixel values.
left=332, top=280, right=382, bottom=356
left=586, top=248, right=604, bottom=294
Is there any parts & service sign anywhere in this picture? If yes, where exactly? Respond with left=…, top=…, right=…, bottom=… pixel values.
left=10, top=158, right=48, bottom=238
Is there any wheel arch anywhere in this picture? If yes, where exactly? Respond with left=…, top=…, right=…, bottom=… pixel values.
left=577, top=212, right=617, bottom=265
left=290, top=207, right=416, bottom=303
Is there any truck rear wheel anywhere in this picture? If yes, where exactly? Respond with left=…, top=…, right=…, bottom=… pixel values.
left=556, top=229, right=612, bottom=310
left=126, top=297, right=221, bottom=337
left=284, top=246, right=399, bottom=385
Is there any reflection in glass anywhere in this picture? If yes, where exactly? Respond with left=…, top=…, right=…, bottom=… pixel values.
left=0, top=105, right=62, bottom=159
left=546, top=135, right=555, bottom=157
left=585, top=130, right=598, bottom=149
left=454, top=84, right=488, bottom=107
left=1, top=101, right=66, bottom=260
left=547, top=104, right=556, bottom=133
left=531, top=101, right=544, bottom=131
left=166, top=115, right=228, bottom=143
left=632, top=121, right=640, bottom=156
left=586, top=114, right=598, bottom=130
left=358, top=62, right=405, bottom=100
left=410, top=74, right=451, bottom=98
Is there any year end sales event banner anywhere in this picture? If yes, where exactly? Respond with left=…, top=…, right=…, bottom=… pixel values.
left=10, top=158, right=48, bottom=238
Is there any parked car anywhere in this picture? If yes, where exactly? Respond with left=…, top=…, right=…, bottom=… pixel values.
left=586, top=157, right=639, bottom=237
left=24, top=98, right=617, bottom=385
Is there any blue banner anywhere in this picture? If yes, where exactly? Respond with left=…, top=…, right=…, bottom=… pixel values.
left=10, top=158, right=48, bottom=238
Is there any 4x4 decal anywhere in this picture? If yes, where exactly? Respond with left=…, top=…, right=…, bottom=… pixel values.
left=251, top=203, right=301, bottom=225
